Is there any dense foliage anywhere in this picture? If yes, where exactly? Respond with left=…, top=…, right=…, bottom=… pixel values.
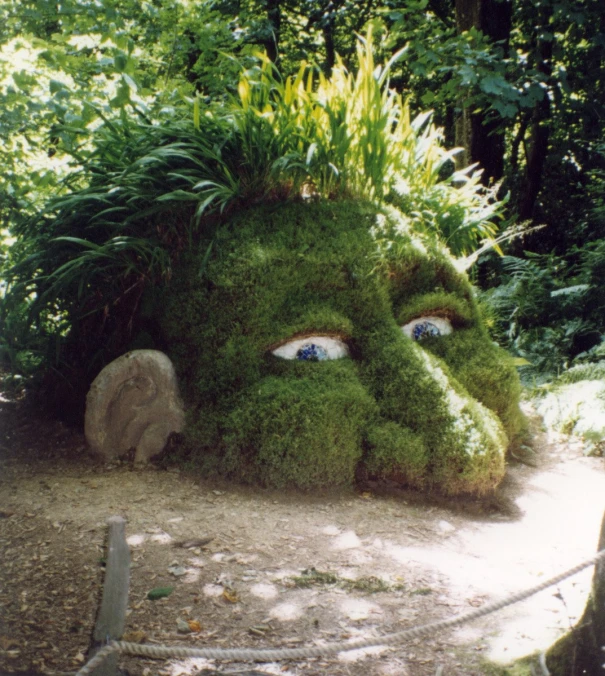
left=0, top=32, right=503, bottom=394
left=480, top=153, right=605, bottom=381
left=0, top=0, right=604, bottom=392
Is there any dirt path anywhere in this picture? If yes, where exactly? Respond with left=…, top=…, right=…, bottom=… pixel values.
left=1, top=396, right=604, bottom=676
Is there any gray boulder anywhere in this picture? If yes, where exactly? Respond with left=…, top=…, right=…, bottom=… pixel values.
left=85, top=350, right=185, bottom=462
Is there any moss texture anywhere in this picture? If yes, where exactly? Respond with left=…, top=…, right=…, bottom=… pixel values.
left=159, top=199, right=524, bottom=494
left=476, top=659, right=535, bottom=676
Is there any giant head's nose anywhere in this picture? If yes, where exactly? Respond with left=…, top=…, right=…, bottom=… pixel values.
left=356, top=320, right=507, bottom=495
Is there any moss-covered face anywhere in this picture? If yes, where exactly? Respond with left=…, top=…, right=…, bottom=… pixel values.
left=160, top=200, right=523, bottom=495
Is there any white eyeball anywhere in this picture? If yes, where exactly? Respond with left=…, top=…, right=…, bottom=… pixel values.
left=271, top=336, right=349, bottom=361
left=402, top=316, right=453, bottom=341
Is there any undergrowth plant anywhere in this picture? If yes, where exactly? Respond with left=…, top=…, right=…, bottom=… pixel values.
left=481, top=241, right=605, bottom=381
left=1, top=31, right=506, bottom=388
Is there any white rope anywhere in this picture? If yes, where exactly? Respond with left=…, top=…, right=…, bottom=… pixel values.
left=77, top=548, right=605, bottom=676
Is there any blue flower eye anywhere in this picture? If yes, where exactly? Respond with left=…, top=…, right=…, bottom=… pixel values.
left=412, top=321, right=441, bottom=340
left=296, top=343, right=328, bottom=361
left=402, top=316, right=453, bottom=341
left=271, top=336, right=349, bottom=360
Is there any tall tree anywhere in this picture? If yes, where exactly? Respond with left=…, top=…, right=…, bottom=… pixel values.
left=454, top=0, right=512, bottom=184
left=517, top=3, right=553, bottom=220
left=264, top=0, right=281, bottom=62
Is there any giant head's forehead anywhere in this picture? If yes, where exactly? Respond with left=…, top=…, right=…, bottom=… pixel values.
left=207, top=201, right=473, bottom=331
left=369, top=209, right=473, bottom=308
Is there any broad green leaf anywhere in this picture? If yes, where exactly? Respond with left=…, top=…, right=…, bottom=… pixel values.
left=49, top=80, right=66, bottom=94
left=114, top=52, right=128, bottom=73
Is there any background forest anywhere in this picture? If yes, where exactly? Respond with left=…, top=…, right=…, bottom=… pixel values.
left=0, top=0, right=604, bottom=407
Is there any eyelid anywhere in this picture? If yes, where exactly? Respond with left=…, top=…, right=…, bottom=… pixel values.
left=271, top=336, right=350, bottom=360
left=402, top=316, right=453, bottom=340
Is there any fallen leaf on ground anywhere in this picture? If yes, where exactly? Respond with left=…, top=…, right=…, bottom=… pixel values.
left=122, top=630, right=147, bottom=643
left=222, top=587, right=239, bottom=603
left=173, top=537, right=214, bottom=549
left=0, top=637, right=20, bottom=650
left=147, top=587, right=174, bottom=600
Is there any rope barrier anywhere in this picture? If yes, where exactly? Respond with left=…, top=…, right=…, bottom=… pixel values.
left=77, top=548, right=605, bottom=676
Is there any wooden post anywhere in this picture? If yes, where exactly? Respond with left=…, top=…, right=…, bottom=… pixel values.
left=87, top=516, right=130, bottom=676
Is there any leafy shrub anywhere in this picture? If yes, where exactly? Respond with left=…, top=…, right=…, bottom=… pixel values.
left=480, top=243, right=605, bottom=381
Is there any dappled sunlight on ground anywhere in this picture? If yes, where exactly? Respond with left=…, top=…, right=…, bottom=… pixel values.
left=384, top=454, right=605, bottom=663
left=126, top=531, right=173, bottom=547
left=2, top=396, right=604, bottom=675
left=338, top=644, right=388, bottom=662
left=164, top=657, right=299, bottom=675
left=183, top=568, right=201, bottom=583
left=331, top=530, right=362, bottom=550
left=151, top=532, right=173, bottom=544
left=250, top=582, right=279, bottom=600
left=477, top=457, right=605, bottom=661
left=339, top=597, right=381, bottom=621
left=202, top=583, right=224, bottom=597
left=269, top=601, right=304, bottom=621
left=126, top=533, right=146, bottom=547
left=137, top=450, right=605, bottom=667
left=342, top=450, right=605, bottom=664
left=165, top=657, right=215, bottom=675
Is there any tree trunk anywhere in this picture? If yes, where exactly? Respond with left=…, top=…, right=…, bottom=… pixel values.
left=546, top=511, right=605, bottom=674
left=518, top=19, right=553, bottom=221
left=321, top=1, right=338, bottom=76
left=454, top=0, right=480, bottom=171
left=323, top=22, right=336, bottom=76
left=518, top=99, right=550, bottom=220
left=263, top=0, right=281, bottom=63
left=454, top=0, right=512, bottom=184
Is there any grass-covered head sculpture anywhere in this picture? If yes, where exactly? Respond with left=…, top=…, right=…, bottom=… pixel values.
left=3, top=34, right=524, bottom=494
left=162, top=199, right=523, bottom=495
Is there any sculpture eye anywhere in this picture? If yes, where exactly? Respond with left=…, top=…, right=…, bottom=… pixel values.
left=402, top=316, right=453, bottom=341
left=271, top=336, right=349, bottom=361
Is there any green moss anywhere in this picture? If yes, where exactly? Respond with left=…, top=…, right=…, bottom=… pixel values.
left=396, top=291, right=476, bottom=327
left=364, top=422, right=428, bottom=487
left=221, top=365, right=377, bottom=488
left=544, top=632, right=575, bottom=676
left=425, top=329, right=526, bottom=445
left=476, top=657, right=535, bottom=676
left=158, top=199, right=521, bottom=493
